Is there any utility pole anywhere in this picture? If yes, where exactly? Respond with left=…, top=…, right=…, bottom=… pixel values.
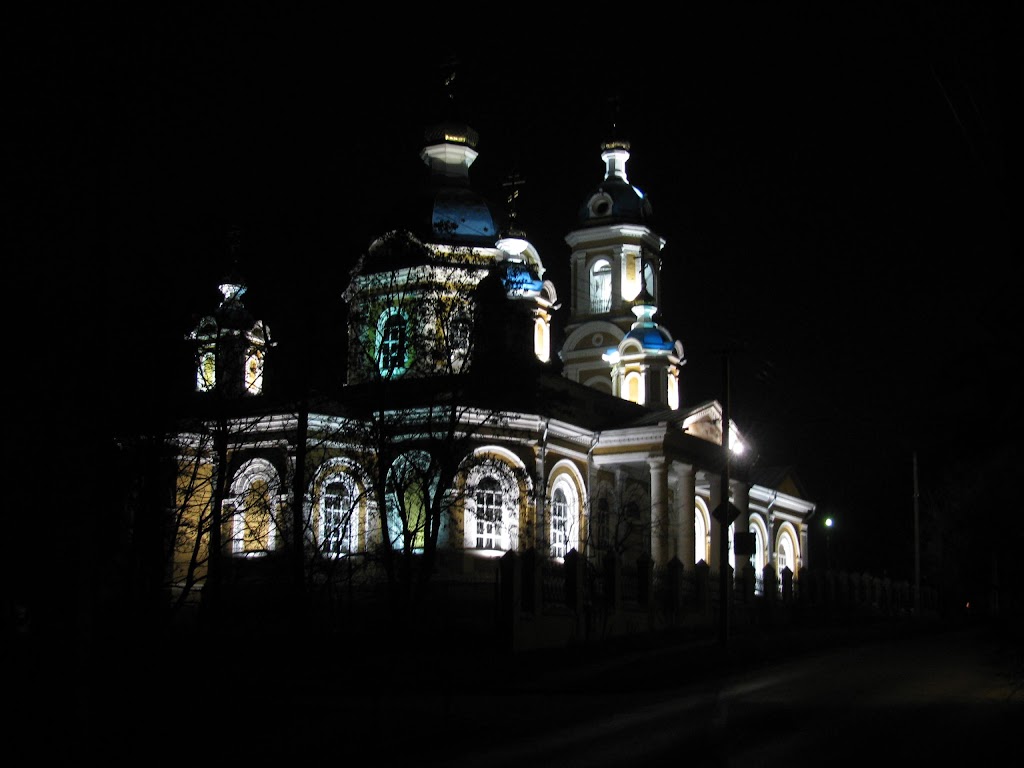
left=913, top=451, right=920, bottom=617
left=718, top=351, right=731, bottom=647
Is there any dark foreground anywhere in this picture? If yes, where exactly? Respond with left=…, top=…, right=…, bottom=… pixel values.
left=10, top=614, right=1022, bottom=764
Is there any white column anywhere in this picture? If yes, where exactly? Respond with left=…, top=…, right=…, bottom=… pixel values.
left=673, top=464, right=695, bottom=569
left=648, top=458, right=669, bottom=566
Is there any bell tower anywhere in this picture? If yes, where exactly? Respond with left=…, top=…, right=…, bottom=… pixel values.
left=559, top=140, right=683, bottom=407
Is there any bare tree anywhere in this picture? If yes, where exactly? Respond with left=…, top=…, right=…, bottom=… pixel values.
left=312, top=229, right=540, bottom=629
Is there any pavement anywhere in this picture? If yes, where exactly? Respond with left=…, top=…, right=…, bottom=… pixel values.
left=10, top=611, right=1020, bottom=762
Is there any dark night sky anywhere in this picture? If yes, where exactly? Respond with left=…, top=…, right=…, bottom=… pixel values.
left=23, top=4, right=1019, bottom=578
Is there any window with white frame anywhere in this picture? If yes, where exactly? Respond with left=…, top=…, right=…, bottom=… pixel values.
left=197, top=349, right=216, bottom=391
left=551, top=488, right=568, bottom=559
left=590, top=259, right=612, bottom=313
left=752, top=523, right=766, bottom=570
left=244, top=347, right=264, bottom=394
left=462, top=454, right=523, bottom=553
left=549, top=475, right=579, bottom=560
left=322, top=478, right=355, bottom=555
left=752, top=522, right=766, bottom=595
left=230, top=460, right=280, bottom=557
left=728, top=523, right=736, bottom=571
left=778, top=534, right=793, bottom=576
left=624, top=371, right=644, bottom=405
left=695, top=503, right=709, bottom=564
left=386, top=450, right=434, bottom=553
left=474, top=477, right=502, bottom=549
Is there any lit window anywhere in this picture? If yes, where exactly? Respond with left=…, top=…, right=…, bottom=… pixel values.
left=475, top=477, right=502, bottom=549
left=376, top=309, right=408, bottom=376
left=778, top=534, right=794, bottom=578
left=244, top=348, right=264, bottom=394
left=534, top=317, right=549, bottom=362
left=386, top=451, right=433, bottom=553
left=625, top=371, right=643, bottom=405
left=229, top=460, right=280, bottom=557
left=323, top=480, right=354, bottom=555
left=695, top=506, right=708, bottom=564
left=551, top=488, right=568, bottom=559
left=590, top=260, right=612, bottom=313
left=197, top=350, right=216, bottom=392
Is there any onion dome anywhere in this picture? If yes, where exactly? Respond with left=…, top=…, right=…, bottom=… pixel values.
left=623, top=290, right=675, bottom=351
left=498, top=259, right=545, bottom=299
left=417, top=119, right=499, bottom=248
left=577, top=140, right=654, bottom=227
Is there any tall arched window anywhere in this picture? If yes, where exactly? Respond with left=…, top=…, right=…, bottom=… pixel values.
left=244, top=348, right=264, bottom=394
left=386, top=451, right=435, bottom=553
left=376, top=308, right=408, bottom=376
left=229, top=459, right=280, bottom=557
left=590, top=259, right=612, bottom=313
left=778, top=532, right=794, bottom=576
left=751, top=521, right=767, bottom=596
left=695, top=501, right=710, bottom=565
left=625, top=371, right=643, bottom=405
left=322, top=478, right=355, bottom=555
left=474, top=477, right=502, bottom=549
left=549, top=472, right=581, bottom=560
left=728, top=523, right=736, bottom=571
left=197, top=349, right=216, bottom=391
left=551, top=488, right=568, bottom=558
left=534, top=316, right=550, bottom=362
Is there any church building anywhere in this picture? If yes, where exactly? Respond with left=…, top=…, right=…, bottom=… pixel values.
left=168, top=93, right=816, bottom=650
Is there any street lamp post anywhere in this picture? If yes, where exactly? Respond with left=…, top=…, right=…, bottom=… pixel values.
left=824, top=516, right=834, bottom=571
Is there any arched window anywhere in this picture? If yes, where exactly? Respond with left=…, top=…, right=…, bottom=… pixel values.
left=590, top=259, right=612, bottom=313
left=462, top=453, right=524, bottom=554
left=376, top=308, right=408, bottom=376
left=197, top=349, right=216, bottom=392
left=322, top=478, right=355, bottom=555
left=751, top=521, right=767, bottom=596
left=695, top=499, right=710, bottom=565
left=534, top=316, right=550, bottom=362
left=475, top=477, right=502, bottom=549
left=728, top=523, right=736, bottom=572
left=244, top=348, right=264, bottom=394
left=778, top=532, right=794, bottom=576
left=386, top=451, right=435, bottom=553
left=549, top=472, right=581, bottom=560
left=551, top=488, right=568, bottom=558
left=624, top=371, right=643, bottom=405
left=229, top=459, right=280, bottom=557
left=643, top=260, right=655, bottom=298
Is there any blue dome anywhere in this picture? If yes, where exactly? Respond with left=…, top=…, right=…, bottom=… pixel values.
left=500, top=261, right=544, bottom=296
left=624, top=324, right=675, bottom=351
left=431, top=187, right=498, bottom=246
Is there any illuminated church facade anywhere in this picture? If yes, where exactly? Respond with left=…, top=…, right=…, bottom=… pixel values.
left=170, top=103, right=816, bottom=649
